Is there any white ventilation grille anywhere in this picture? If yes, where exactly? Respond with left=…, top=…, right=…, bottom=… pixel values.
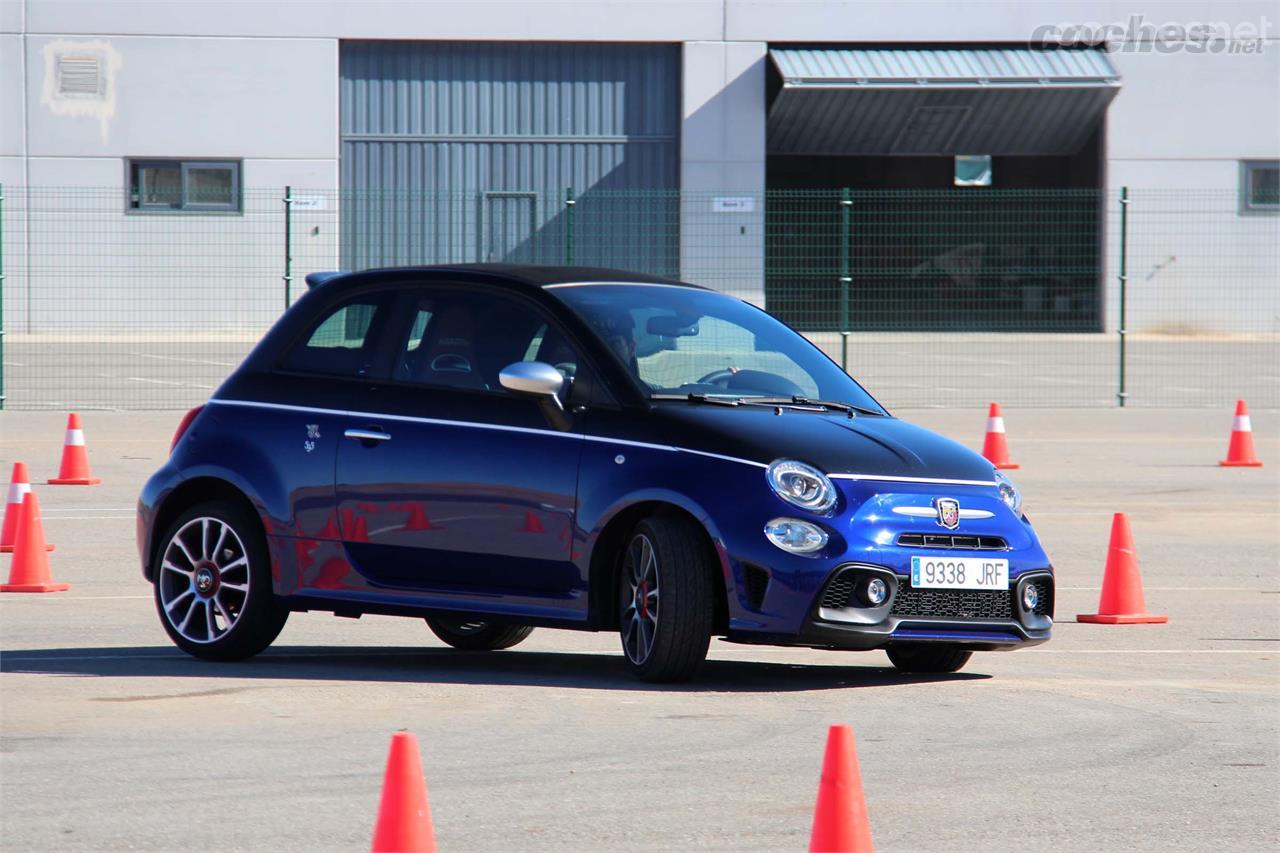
left=56, top=55, right=103, bottom=97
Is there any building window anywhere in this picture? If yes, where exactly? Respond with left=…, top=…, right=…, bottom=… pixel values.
left=127, top=159, right=241, bottom=212
left=955, top=155, right=993, bottom=187
left=1240, top=160, right=1279, bottom=214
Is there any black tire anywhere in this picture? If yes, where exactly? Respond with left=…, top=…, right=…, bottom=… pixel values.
left=426, top=618, right=534, bottom=651
left=152, top=499, right=288, bottom=661
left=886, top=644, right=973, bottom=674
left=618, top=515, right=715, bottom=683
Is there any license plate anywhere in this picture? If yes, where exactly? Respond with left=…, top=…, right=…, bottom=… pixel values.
left=910, top=556, right=1008, bottom=590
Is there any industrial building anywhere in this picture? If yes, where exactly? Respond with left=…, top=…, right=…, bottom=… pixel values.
left=1, top=1, right=1276, bottom=334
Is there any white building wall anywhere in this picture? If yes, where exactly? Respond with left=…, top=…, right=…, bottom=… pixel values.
left=680, top=41, right=767, bottom=304
left=1104, top=43, right=1280, bottom=334
left=6, top=33, right=340, bottom=330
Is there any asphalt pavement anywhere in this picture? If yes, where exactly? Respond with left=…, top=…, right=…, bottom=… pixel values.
left=1, top=407, right=1277, bottom=851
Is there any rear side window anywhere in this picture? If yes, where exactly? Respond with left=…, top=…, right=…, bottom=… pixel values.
left=282, top=297, right=386, bottom=377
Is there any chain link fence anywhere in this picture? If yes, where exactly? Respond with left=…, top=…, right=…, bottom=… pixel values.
left=1, top=185, right=1275, bottom=410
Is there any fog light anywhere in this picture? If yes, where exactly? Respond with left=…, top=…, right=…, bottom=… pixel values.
left=763, top=518, right=828, bottom=554
left=1022, top=583, right=1039, bottom=611
left=864, top=577, right=888, bottom=606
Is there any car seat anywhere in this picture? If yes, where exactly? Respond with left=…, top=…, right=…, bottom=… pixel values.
left=413, top=305, right=486, bottom=389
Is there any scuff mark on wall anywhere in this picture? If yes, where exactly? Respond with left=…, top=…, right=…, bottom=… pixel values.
left=40, top=39, right=123, bottom=144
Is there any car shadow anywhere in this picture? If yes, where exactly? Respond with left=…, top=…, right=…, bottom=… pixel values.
left=0, top=645, right=991, bottom=693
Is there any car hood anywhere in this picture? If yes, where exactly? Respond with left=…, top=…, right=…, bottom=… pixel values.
left=650, top=405, right=997, bottom=482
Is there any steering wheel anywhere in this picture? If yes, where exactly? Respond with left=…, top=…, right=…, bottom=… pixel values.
left=696, top=368, right=736, bottom=387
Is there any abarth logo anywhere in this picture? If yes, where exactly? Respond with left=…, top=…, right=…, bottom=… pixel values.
left=304, top=423, right=321, bottom=453
left=934, top=497, right=960, bottom=529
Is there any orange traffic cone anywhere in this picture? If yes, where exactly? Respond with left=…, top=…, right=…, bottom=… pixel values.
left=1078, top=513, right=1167, bottom=624
left=2, top=463, right=54, bottom=553
left=1, top=493, right=70, bottom=593
left=981, top=403, right=1019, bottom=470
left=371, top=731, right=436, bottom=853
left=48, top=413, right=101, bottom=485
left=1220, top=400, right=1263, bottom=467
left=809, top=725, right=874, bottom=853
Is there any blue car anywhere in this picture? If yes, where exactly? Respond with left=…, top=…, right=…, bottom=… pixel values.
left=138, top=265, right=1053, bottom=682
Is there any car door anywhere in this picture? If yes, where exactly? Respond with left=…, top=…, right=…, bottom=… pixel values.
left=334, top=284, right=588, bottom=617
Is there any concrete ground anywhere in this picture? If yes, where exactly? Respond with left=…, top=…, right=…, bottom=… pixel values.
left=0, top=408, right=1277, bottom=852
left=3, top=335, right=1278, bottom=410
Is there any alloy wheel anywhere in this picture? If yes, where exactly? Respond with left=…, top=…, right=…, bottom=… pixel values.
left=621, top=533, right=661, bottom=664
left=157, top=517, right=251, bottom=644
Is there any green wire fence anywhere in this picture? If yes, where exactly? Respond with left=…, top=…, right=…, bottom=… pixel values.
left=0, top=185, right=1275, bottom=410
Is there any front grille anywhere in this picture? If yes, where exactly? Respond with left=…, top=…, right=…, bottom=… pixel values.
left=820, top=575, right=856, bottom=609
left=742, top=564, right=770, bottom=611
left=892, top=581, right=1013, bottom=620
left=820, top=569, right=1053, bottom=621
left=897, top=533, right=1008, bottom=550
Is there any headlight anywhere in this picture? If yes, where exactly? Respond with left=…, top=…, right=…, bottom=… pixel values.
left=766, top=460, right=837, bottom=514
left=764, top=518, right=829, bottom=554
left=995, top=469, right=1022, bottom=515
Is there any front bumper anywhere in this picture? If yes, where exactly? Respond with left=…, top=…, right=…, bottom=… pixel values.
left=727, top=565, right=1053, bottom=651
left=716, top=475, right=1055, bottom=650
left=809, top=563, right=1053, bottom=650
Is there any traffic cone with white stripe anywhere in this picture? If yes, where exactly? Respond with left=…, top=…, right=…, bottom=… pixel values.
left=48, top=413, right=101, bottom=485
left=1220, top=400, right=1263, bottom=467
left=0, top=493, right=70, bottom=593
left=981, top=402, right=1019, bottom=470
left=1, top=463, right=55, bottom=553
left=1077, top=512, right=1166, bottom=624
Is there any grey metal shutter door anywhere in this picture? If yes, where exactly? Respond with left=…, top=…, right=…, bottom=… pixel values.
left=340, top=41, right=680, bottom=273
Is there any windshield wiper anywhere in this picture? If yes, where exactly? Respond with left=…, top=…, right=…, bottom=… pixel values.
left=749, top=396, right=884, bottom=417
left=650, top=393, right=742, bottom=407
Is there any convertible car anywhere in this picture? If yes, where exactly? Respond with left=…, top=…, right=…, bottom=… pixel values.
left=138, top=264, right=1053, bottom=682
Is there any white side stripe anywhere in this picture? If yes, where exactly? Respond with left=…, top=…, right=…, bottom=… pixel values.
left=208, top=398, right=992, bottom=485
left=206, top=399, right=766, bottom=468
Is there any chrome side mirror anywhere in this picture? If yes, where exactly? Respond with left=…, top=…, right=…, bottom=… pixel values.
left=499, top=361, right=566, bottom=410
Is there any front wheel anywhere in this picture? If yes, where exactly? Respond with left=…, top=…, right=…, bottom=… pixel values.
left=153, top=500, right=288, bottom=661
left=618, top=516, right=715, bottom=682
left=426, top=618, right=533, bottom=651
left=885, top=643, right=973, bottom=674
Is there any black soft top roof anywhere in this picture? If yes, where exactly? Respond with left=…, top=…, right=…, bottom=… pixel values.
left=304, top=264, right=703, bottom=292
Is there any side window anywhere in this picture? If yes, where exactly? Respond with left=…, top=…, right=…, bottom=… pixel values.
left=393, top=290, right=581, bottom=391
left=282, top=298, right=385, bottom=377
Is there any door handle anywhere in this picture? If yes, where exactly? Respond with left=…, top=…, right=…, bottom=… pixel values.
left=344, top=428, right=392, bottom=443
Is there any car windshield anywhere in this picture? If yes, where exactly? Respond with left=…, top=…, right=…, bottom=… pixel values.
left=549, top=283, right=885, bottom=412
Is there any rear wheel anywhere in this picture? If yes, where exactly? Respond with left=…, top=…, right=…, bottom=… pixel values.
left=618, top=516, right=715, bottom=683
left=426, top=618, right=533, bottom=651
left=886, top=643, right=973, bottom=674
left=153, top=500, right=288, bottom=661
